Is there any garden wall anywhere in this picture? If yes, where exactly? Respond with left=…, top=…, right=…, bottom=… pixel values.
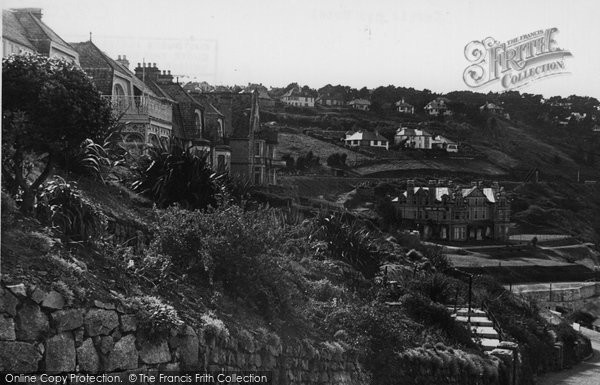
left=0, top=282, right=369, bottom=385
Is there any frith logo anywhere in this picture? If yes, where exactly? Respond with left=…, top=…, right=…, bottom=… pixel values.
left=463, top=28, right=572, bottom=90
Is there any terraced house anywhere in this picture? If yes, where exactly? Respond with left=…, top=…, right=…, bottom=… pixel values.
left=71, top=42, right=173, bottom=153
left=392, top=180, right=511, bottom=241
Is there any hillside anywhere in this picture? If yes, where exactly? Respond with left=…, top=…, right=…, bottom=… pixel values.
left=2, top=170, right=592, bottom=384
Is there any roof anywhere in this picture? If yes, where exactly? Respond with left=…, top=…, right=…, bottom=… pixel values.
left=480, top=102, right=503, bottom=111
left=348, top=98, right=371, bottom=105
left=395, top=100, right=413, bottom=107
left=398, top=185, right=499, bottom=203
left=2, top=10, right=36, bottom=50
left=6, top=9, right=76, bottom=58
left=70, top=41, right=150, bottom=95
left=395, top=127, right=432, bottom=137
left=282, top=87, right=314, bottom=98
left=345, top=130, right=388, bottom=142
left=426, top=97, right=450, bottom=109
left=240, top=84, right=273, bottom=100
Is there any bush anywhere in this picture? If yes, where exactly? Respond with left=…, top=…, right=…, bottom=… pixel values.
left=124, top=295, right=183, bottom=338
left=201, top=311, right=230, bottom=340
left=311, top=212, right=387, bottom=278
left=132, top=147, right=225, bottom=210
left=36, top=177, right=107, bottom=242
left=146, top=204, right=303, bottom=320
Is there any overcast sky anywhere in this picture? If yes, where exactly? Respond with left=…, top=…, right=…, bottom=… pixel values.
left=4, top=0, right=600, bottom=98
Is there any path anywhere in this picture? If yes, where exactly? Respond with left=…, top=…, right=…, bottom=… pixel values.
left=538, top=328, right=600, bottom=385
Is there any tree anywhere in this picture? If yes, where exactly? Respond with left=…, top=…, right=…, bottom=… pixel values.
left=2, top=54, right=113, bottom=213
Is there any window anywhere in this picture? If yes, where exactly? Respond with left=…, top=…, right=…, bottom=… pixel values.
left=254, top=142, right=261, bottom=156
left=217, top=155, right=226, bottom=172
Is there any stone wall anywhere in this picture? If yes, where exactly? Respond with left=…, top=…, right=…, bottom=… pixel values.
left=0, top=282, right=369, bottom=384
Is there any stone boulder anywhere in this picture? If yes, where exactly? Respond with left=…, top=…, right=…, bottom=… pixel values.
left=41, top=291, right=65, bottom=310
left=139, top=338, right=171, bottom=364
left=120, top=314, right=137, bottom=332
left=52, top=309, right=83, bottom=331
left=84, top=309, right=119, bottom=336
left=15, top=302, right=49, bottom=341
left=0, top=288, right=19, bottom=316
left=0, top=341, right=42, bottom=372
left=105, top=334, right=138, bottom=371
left=0, top=316, right=16, bottom=340
left=170, top=326, right=198, bottom=368
left=77, top=338, right=100, bottom=373
left=45, top=332, right=76, bottom=372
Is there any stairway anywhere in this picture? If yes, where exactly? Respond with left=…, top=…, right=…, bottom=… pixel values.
left=449, top=307, right=501, bottom=351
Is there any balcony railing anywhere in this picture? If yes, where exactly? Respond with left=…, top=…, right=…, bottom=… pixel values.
left=103, top=95, right=172, bottom=123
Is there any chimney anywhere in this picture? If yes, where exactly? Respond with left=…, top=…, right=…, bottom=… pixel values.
left=13, top=8, right=43, bottom=20
left=157, top=68, right=173, bottom=84
left=115, top=54, right=130, bottom=70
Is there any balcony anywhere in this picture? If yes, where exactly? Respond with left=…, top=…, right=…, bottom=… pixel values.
left=103, top=95, right=172, bottom=124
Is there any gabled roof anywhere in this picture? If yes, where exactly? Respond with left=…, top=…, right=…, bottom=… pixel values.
left=348, top=98, right=371, bottom=105
left=345, top=130, right=388, bottom=142
left=2, top=10, right=36, bottom=50
left=395, top=127, right=432, bottom=137
left=6, top=9, right=76, bottom=58
left=282, top=87, right=313, bottom=98
left=426, top=97, right=450, bottom=109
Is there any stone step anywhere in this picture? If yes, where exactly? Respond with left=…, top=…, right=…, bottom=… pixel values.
left=480, top=338, right=501, bottom=351
left=453, top=315, right=493, bottom=327
left=472, top=326, right=499, bottom=339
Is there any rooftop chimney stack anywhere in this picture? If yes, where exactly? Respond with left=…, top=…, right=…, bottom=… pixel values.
left=115, top=54, right=130, bottom=70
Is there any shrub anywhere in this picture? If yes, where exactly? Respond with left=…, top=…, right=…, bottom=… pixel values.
left=124, top=295, right=183, bottom=338
left=36, top=177, right=107, bottom=242
left=51, top=281, right=74, bottom=306
left=147, top=204, right=302, bottom=320
left=311, top=212, right=386, bottom=278
left=132, top=147, right=225, bottom=210
left=201, top=311, right=230, bottom=340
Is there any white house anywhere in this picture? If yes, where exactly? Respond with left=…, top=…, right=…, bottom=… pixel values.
left=281, top=87, right=315, bottom=107
left=424, top=97, right=452, bottom=116
left=344, top=130, right=389, bottom=150
left=395, top=99, right=415, bottom=114
left=395, top=127, right=432, bottom=149
left=348, top=98, right=371, bottom=111
left=395, top=127, right=458, bottom=152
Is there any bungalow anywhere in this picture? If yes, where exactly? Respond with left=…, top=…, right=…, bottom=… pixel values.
left=344, top=130, right=389, bottom=150
left=424, top=97, right=452, bottom=116
left=395, top=99, right=415, bottom=114
left=348, top=98, right=371, bottom=111
left=281, top=87, right=315, bottom=107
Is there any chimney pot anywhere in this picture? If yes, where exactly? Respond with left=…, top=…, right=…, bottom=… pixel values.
left=137, top=62, right=141, bottom=67
left=153, top=63, right=156, bottom=68
left=123, top=55, right=127, bottom=60
left=168, top=70, right=171, bottom=75
left=117, top=55, right=121, bottom=60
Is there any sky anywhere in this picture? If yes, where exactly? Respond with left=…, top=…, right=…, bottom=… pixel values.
left=3, top=0, right=600, bottom=99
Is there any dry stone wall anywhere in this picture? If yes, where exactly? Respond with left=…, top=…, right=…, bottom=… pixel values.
left=0, top=282, right=369, bottom=385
